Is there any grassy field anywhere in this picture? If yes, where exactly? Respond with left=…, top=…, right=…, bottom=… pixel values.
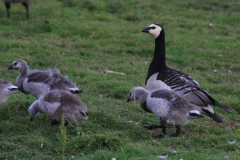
left=0, top=0, right=240, bottom=159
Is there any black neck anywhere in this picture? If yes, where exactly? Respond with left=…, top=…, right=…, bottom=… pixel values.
left=145, top=31, right=167, bottom=84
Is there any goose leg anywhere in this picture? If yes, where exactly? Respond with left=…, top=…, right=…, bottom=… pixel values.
left=175, top=126, right=181, bottom=137
left=51, top=120, right=68, bottom=127
left=51, top=120, right=60, bottom=126
left=143, top=124, right=162, bottom=130
left=22, top=2, right=29, bottom=19
left=5, top=3, right=10, bottom=18
left=167, top=126, right=181, bottom=137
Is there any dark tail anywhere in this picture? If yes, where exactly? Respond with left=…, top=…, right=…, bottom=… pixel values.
left=214, top=100, right=231, bottom=112
left=202, top=109, right=223, bottom=123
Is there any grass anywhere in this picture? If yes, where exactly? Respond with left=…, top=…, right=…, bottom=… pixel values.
left=0, top=0, right=240, bottom=159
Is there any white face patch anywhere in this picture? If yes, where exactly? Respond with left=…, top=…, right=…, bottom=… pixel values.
left=148, top=24, right=162, bottom=39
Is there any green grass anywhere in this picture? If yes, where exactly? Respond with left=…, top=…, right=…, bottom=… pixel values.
left=0, top=0, right=240, bottom=159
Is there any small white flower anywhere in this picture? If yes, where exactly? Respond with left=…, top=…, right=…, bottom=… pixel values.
left=215, top=35, right=219, bottom=39
left=224, top=155, right=229, bottom=159
left=209, top=23, right=213, bottom=27
left=72, top=155, right=74, bottom=158
left=158, top=155, right=168, bottom=159
left=218, top=55, right=223, bottom=57
left=41, top=143, right=43, bottom=148
left=227, top=70, right=231, bottom=73
left=77, top=132, right=81, bottom=134
left=145, top=61, right=147, bottom=63
left=171, top=150, right=176, bottom=153
left=180, top=159, right=183, bottom=160
left=112, top=158, right=116, bottom=160
left=229, top=140, right=236, bottom=144
left=135, top=122, right=139, bottom=125
left=82, top=132, right=84, bottom=135
left=214, top=70, right=217, bottom=73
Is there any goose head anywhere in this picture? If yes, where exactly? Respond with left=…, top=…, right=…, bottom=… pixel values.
left=8, top=59, right=27, bottom=70
left=141, top=24, right=163, bottom=39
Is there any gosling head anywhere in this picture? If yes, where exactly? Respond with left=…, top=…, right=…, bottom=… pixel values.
left=0, top=80, right=18, bottom=96
left=8, top=59, right=28, bottom=70
left=141, top=24, right=163, bottom=39
left=127, top=87, right=147, bottom=102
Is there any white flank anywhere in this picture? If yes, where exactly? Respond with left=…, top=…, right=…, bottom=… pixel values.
left=69, top=87, right=79, bottom=91
left=7, top=85, right=18, bottom=90
left=202, top=105, right=214, bottom=114
left=189, top=110, right=200, bottom=115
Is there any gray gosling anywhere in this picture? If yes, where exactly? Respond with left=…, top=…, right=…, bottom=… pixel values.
left=28, top=91, right=89, bottom=125
left=0, top=79, right=18, bottom=105
left=127, top=87, right=204, bottom=137
left=2, top=0, right=30, bottom=19
left=8, top=59, right=82, bottom=99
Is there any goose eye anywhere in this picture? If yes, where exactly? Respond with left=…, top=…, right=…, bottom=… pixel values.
left=151, top=27, right=156, bottom=29
left=14, top=63, right=17, bottom=65
left=129, top=92, right=132, bottom=96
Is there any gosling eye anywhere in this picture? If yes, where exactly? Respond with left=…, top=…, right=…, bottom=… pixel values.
left=14, top=62, right=17, bottom=65
left=65, top=82, right=71, bottom=85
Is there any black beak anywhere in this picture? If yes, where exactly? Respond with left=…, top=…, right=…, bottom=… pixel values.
left=76, top=90, right=83, bottom=94
left=141, top=27, right=149, bottom=33
left=127, top=99, right=130, bottom=102
left=8, top=65, right=13, bottom=70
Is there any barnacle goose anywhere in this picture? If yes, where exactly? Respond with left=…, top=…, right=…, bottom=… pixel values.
left=0, top=79, right=18, bottom=105
left=8, top=59, right=82, bottom=99
left=28, top=91, right=89, bottom=125
left=2, top=0, right=30, bottom=19
left=127, top=87, right=204, bottom=136
left=141, top=24, right=231, bottom=123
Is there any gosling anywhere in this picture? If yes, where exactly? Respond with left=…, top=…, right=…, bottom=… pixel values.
left=28, top=91, right=89, bottom=125
left=127, top=87, right=204, bottom=136
left=8, top=59, right=82, bottom=99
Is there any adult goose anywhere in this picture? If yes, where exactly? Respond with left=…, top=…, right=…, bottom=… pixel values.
left=141, top=24, right=231, bottom=122
left=2, top=0, right=30, bottom=19
left=127, top=87, right=204, bottom=136
left=28, top=91, right=89, bottom=125
left=0, top=79, right=18, bottom=105
left=8, top=59, right=82, bottom=99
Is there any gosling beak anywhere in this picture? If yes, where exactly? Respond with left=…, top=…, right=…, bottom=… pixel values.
left=8, top=65, right=13, bottom=70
